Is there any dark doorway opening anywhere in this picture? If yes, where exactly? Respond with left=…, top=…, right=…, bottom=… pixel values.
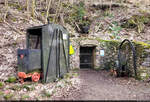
left=80, top=46, right=96, bottom=69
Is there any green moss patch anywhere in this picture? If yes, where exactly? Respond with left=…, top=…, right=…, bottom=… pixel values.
left=0, top=82, right=4, bottom=88
left=4, top=93, right=13, bottom=100
left=136, top=66, right=150, bottom=80
left=6, top=77, right=17, bottom=83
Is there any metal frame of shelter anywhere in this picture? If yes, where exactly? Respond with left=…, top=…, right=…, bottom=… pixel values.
left=25, top=23, right=70, bottom=83
left=117, top=39, right=137, bottom=77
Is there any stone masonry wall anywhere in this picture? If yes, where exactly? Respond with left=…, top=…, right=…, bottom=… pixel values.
left=70, top=37, right=150, bottom=80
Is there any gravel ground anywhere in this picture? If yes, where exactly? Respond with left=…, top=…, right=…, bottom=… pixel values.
left=0, top=71, right=80, bottom=100
left=56, top=69, right=150, bottom=100
left=1, top=68, right=150, bottom=101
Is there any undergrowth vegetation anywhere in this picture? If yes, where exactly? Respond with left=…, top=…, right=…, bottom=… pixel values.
left=64, top=1, right=92, bottom=33
left=121, top=14, right=150, bottom=33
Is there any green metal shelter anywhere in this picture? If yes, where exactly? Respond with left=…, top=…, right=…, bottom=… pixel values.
left=17, top=23, right=70, bottom=83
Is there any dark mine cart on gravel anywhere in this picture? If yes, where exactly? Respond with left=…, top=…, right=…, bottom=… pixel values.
left=17, top=23, right=70, bottom=83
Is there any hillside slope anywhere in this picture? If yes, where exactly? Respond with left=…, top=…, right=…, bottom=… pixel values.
left=0, top=0, right=150, bottom=80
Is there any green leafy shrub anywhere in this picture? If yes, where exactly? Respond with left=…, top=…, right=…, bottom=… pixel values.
left=64, top=1, right=91, bottom=32
left=103, top=10, right=114, bottom=18
left=21, top=95, right=30, bottom=100
left=6, top=77, right=16, bottom=83
left=0, top=82, right=4, bottom=88
left=0, top=91, right=4, bottom=96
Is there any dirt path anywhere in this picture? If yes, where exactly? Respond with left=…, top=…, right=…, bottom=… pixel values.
left=55, top=69, right=150, bottom=100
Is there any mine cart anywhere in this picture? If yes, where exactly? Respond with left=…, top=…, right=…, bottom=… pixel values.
left=17, top=23, right=70, bottom=83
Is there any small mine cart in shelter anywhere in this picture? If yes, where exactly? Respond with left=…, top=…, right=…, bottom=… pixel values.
left=17, top=23, right=70, bottom=83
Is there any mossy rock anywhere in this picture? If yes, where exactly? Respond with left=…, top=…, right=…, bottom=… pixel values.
left=0, top=91, right=4, bottom=96
left=4, top=93, right=13, bottom=100
left=22, top=84, right=35, bottom=91
left=21, top=95, right=30, bottom=100
left=64, top=73, right=73, bottom=79
left=132, top=41, right=150, bottom=66
left=6, top=77, right=16, bottom=83
left=0, top=18, right=3, bottom=23
left=0, top=82, right=4, bottom=88
left=96, top=38, right=120, bottom=46
left=133, top=41, right=150, bottom=49
left=41, top=90, right=52, bottom=98
left=10, top=85, right=21, bottom=91
left=71, top=68, right=79, bottom=72
left=94, top=67, right=101, bottom=71
left=10, top=84, right=35, bottom=91
left=73, top=73, right=79, bottom=77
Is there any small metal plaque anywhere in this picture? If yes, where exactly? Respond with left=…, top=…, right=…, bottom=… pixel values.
left=100, top=50, right=104, bottom=56
left=63, top=34, right=67, bottom=40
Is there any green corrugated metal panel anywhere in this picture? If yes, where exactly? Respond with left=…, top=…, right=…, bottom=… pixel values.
left=42, top=24, right=52, bottom=83
left=42, top=24, right=69, bottom=83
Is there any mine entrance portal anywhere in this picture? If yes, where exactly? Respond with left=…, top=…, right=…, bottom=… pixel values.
left=80, top=47, right=95, bottom=69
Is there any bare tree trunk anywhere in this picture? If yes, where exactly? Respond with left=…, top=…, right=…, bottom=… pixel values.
left=4, top=0, right=8, bottom=8
left=40, top=0, right=42, bottom=10
left=45, top=0, right=52, bottom=24
left=69, top=0, right=74, bottom=4
left=54, top=0, right=61, bottom=23
left=26, top=0, right=30, bottom=19
left=4, top=0, right=8, bottom=22
left=58, top=0, right=64, bottom=25
left=46, top=0, right=49, bottom=9
left=32, top=0, right=36, bottom=18
left=109, top=0, right=112, bottom=14
left=125, top=0, right=128, bottom=17
left=17, top=0, right=20, bottom=5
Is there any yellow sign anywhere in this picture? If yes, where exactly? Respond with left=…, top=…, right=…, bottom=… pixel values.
left=69, top=45, right=75, bottom=55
